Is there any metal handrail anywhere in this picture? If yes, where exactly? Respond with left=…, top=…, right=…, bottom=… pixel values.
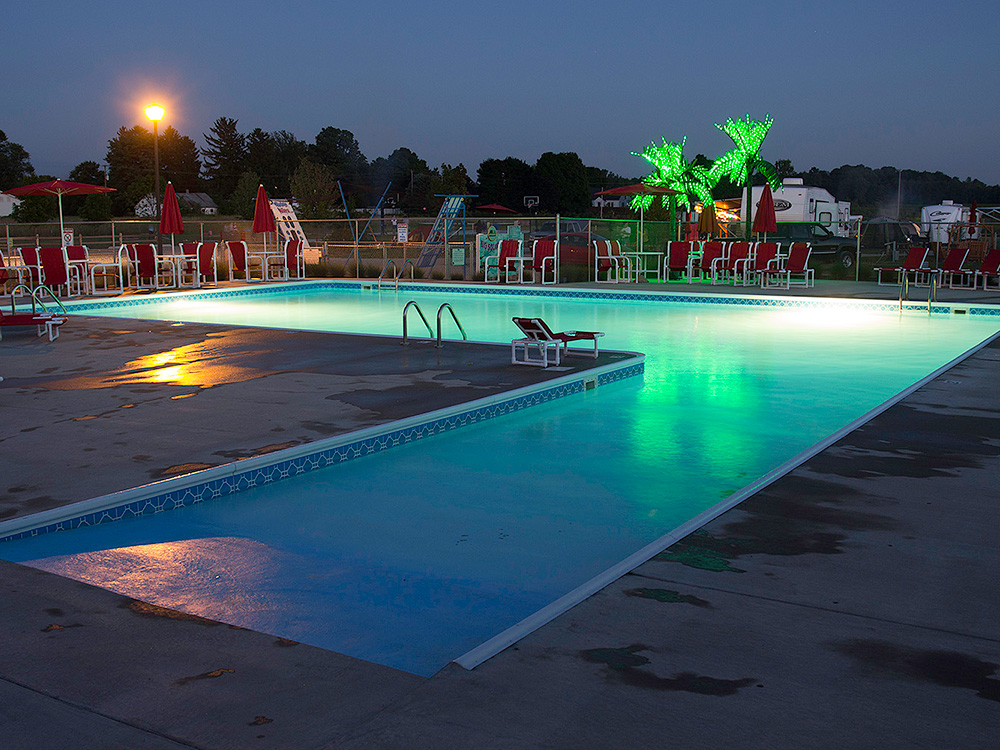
left=401, top=300, right=433, bottom=346
left=436, top=303, right=467, bottom=349
left=7, top=283, right=34, bottom=314
left=377, top=260, right=398, bottom=292
left=395, top=259, right=416, bottom=291
left=31, top=285, right=67, bottom=315
left=7, top=283, right=65, bottom=315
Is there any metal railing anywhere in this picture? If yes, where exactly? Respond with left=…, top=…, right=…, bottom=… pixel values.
left=435, top=303, right=467, bottom=348
left=401, top=300, right=433, bottom=345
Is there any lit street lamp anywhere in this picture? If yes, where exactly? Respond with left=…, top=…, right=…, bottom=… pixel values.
left=145, top=104, right=165, bottom=253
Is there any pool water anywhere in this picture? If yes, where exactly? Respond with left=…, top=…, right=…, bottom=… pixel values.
left=4, top=287, right=999, bottom=675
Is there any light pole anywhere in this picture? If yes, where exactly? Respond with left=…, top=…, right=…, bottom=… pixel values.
left=145, top=104, right=165, bottom=253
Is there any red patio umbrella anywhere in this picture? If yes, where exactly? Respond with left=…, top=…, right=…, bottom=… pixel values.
left=752, top=183, right=777, bottom=239
left=159, top=182, right=184, bottom=252
left=476, top=203, right=516, bottom=214
left=595, top=183, right=680, bottom=254
left=4, top=179, right=116, bottom=247
left=253, top=184, right=277, bottom=257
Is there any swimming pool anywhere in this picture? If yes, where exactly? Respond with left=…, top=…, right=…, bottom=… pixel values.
left=4, top=284, right=1000, bottom=676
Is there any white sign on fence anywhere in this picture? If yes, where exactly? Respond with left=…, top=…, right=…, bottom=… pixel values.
left=62, top=230, right=74, bottom=247
left=397, top=221, right=409, bottom=244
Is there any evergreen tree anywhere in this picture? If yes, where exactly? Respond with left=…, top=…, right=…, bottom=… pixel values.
left=106, top=125, right=152, bottom=214
left=534, top=152, right=590, bottom=214
left=159, top=126, right=202, bottom=191
left=0, top=130, right=33, bottom=189
left=202, top=117, right=247, bottom=201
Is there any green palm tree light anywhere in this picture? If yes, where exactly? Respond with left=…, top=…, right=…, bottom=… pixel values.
left=632, top=136, right=714, bottom=241
left=709, top=114, right=780, bottom=238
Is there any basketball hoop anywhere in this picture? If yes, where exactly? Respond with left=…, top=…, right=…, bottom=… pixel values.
left=524, top=195, right=539, bottom=209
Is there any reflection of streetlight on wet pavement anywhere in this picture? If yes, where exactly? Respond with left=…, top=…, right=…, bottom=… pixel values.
left=145, top=104, right=165, bottom=252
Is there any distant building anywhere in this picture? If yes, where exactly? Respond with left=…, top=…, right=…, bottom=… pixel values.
left=134, top=191, right=219, bottom=217
left=592, top=194, right=630, bottom=209
left=179, top=191, right=218, bottom=215
left=0, top=193, right=22, bottom=217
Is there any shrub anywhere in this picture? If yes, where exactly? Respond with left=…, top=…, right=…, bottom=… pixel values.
left=431, top=270, right=445, bottom=280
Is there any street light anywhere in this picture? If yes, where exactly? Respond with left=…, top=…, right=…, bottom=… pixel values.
left=145, top=104, right=165, bottom=253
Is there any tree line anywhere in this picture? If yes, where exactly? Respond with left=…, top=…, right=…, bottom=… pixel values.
left=2, top=123, right=999, bottom=223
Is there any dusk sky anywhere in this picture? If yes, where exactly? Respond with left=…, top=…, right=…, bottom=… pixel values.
left=4, top=1, right=998, bottom=186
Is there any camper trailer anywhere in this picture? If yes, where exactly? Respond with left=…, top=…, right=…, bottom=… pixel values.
left=742, top=178, right=854, bottom=237
left=920, top=200, right=970, bottom=244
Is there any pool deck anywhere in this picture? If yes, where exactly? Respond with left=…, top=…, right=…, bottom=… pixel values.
left=0, top=317, right=635, bottom=526
left=2, top=280, right=1000, bottom=749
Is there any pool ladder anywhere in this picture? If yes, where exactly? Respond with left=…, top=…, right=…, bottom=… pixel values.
left=898, top=272, right=936, bottom=314
left=402, top=301, right=468, bottom=348
left=377, top=259, right=416, bottom=292
left=7, top=284, right=67, bottom=316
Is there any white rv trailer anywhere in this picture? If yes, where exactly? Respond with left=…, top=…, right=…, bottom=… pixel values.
left=920, top=200, right=970, bottom=243
left=742, top=178, right=854, bottom=237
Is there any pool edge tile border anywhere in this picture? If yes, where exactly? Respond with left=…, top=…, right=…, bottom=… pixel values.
left=453, top=328, right=1000, bottom=671
left=0, top=352, right=644, bottom=544
left=57, top=278, right=1000, bottom=317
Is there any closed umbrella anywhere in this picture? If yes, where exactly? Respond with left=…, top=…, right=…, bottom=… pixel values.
left=752, top=183, right=777, bottom=239
left=4, top=179, right=116, bottom=247
left=253, top=184, right=276, bottom=256
left=159, top=182, right=184, bottom=252
left=698, top=201, right=720, bottom=238
left=969, top=201, right=978, bottom=240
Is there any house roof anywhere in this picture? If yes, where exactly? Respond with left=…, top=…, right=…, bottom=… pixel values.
left=178, top=191, right=218, bottom=209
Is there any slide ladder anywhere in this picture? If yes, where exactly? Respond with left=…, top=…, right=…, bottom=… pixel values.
left=416, top=195, right=467, bottom=269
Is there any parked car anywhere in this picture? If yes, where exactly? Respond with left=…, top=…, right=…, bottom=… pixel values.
left=528, top=220, right=590, bottom=241
left=763, top=222, right=859, bottom=268
left=527, top=231, right=611, bottom=267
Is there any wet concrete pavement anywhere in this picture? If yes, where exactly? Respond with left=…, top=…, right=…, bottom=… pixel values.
left=2, top=284, right=999, bottom=749
left=1, top=317, right=630, bottom=521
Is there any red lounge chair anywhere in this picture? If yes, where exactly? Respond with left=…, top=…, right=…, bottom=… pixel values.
left=511, top=316, right=604, bottom=367
left=267, top=238, right=304, bottom=281
left=37, top=247, right=86, bottom=297
left=974, top=247, right=1000, bottom=291
left=123, top=244, right=176, bottom=290
left=1, top=251, right=31, bottom=291
left=17, top=247, right=42, bottom=285
left=874, top=247, right=928, bottom=286
left=0, top=308, right=66, bottom=341
left=531, top=239, right=558, bottom=285
left=226, top=240, right=265, bottom=281
left=762, top=242, right=814, bottom=289
left=663, top=241, right=694, bottom=282
left=926, top=247, right=969, bottom=288
left=484, top=239, right=521, bottom=283
left=593, top=240, right=634, bottom=283
left=712, top=241, right=752, bottom=284
left=742, top=241, right=780, bottom=286
left=693, top=241, right=724, bottom=282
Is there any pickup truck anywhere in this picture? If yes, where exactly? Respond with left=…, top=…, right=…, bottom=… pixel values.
left=764, top=222, right=859, bottom=268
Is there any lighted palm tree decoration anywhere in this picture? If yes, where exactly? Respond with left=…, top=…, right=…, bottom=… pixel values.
left=633, top=136, right=714, bottom=240
left=709, top=114, right=780, bottom=238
